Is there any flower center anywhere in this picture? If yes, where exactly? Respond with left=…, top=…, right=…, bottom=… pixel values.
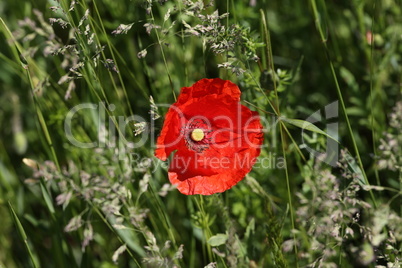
left=190, top=128, right=205, bottom=141
left=182, top=119, right=211, bottom=153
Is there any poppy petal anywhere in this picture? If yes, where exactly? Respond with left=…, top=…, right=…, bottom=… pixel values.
left=177, top=78, right=241, bottom=106
left=155, top=78, right=264, bottom=195
left=154, top=105, right=184, bottom=161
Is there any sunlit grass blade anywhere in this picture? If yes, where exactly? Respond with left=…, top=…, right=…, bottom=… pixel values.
left=279, top=117, right=339, bottom=144
left=40, top=179, right=56, bottom=216
left=34, top=104, right=61, bottom=171
left=8, top=201, right=38, bottom=268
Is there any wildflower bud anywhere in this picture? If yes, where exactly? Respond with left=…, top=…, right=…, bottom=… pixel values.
left=23, top=158, right=38, bottom=169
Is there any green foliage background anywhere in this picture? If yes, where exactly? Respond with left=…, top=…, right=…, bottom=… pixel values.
left=0, top=0, right=401, bottom=267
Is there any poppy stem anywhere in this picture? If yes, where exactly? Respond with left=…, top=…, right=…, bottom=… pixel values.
left=194, top=196, right=215, bottom=263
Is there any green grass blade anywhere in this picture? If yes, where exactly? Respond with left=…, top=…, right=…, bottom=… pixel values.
left=279, top=123, right=299, bottom=266
left=279, top=117, right=339, bottom=144
left=34, top=104, right=61, bottom=171
left=40, top=180, right=56, bottom=216
left=368, top=1, right=381, bottom=187
left=260, top=9, right=279, bottom=114
left=260, top=8, right=299, bottom=265
left=8, top=201, right=38, bottom=268
left=310, top=0, right=377, bottom=208
left=1, top=16, right=61, bottom=172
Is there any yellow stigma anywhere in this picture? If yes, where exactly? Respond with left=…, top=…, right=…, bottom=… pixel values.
left=190, top=128, right=205, bottom=141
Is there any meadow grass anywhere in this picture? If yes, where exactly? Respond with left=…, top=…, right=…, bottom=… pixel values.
left=0, top=0, right=401, bottom=267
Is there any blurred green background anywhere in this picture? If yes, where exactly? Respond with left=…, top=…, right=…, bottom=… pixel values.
left=1, top=0, right=401, bottom=267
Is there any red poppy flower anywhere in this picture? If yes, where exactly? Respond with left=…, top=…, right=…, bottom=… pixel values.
left=155, top=78, right=263, bottom=195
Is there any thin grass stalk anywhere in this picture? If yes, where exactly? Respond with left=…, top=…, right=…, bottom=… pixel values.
left=110, top=42, right=149, bottom=97
left=177, top=0, right=189, bottom=86
left=260, top=9, right=299, bottom=265
left=1, top=18, right=61, bottom=171
left=260, top=9, right=279, bottom=115
left=243, top=64, right=308, bottom=165
left=1, top=18, right=84, bottom=265
left=280, top=123, right=299, bottom=266
left=149, top=9, right=176, bottom=101
left=34, top=104, right=61, bottom=171
left=193, top=196, right=215, bottom=264
left=399, top=170, right=402, bottom=217
left=92, top=206, right=142, bottom=267
left=369, top=1, right=381, bottom=186
left=8, top=201, right=38, bottom=268
left=90, top=0, right=134, bottom=116
left=310, top=0, right=378, bottom=208
left=146, top=182, right=179, bottom=248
